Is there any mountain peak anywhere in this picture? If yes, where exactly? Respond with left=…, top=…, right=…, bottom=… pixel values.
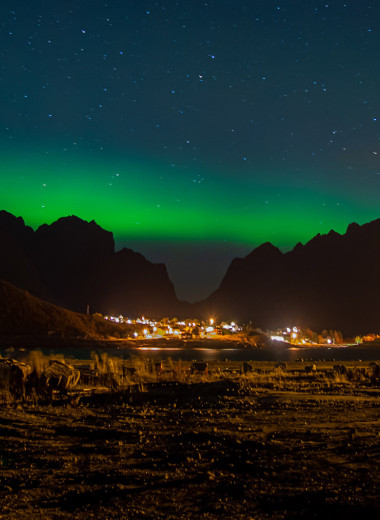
left=35, top=215, right=115, bottom=258
left=37, top=215, right=110, bottom=235
left=0, top=210, right=33, bottom=236
left=346, top=222, right=360, bottom=234
left=245, top=242, right=282, bottom=262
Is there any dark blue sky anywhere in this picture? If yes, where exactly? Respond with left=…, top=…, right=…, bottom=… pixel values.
left=1, top=1, right=380, bottom=300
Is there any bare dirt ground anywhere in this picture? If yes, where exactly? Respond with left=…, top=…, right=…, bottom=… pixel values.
left=0, top=361, right=379, bottom=519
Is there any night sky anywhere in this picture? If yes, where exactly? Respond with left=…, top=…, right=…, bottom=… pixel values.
left=1, top=1, right=380, bottom=301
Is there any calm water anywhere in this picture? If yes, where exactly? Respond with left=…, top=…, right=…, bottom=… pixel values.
left=5, top=344, right=379, bottom=362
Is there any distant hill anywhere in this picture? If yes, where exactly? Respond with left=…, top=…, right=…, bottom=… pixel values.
left=0, top=211, right=186, bottom=318
left=197, top=219, right=380, bottom=335
left=0, top=279, right=129, bottom=338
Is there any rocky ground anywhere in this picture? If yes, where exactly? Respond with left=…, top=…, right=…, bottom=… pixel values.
left=0, top=361, right=379, bottom=519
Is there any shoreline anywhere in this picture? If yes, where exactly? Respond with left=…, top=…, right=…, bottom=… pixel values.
left=1, top=335, right=379, bottom=364
left=1, top=334, right=378, bottom=350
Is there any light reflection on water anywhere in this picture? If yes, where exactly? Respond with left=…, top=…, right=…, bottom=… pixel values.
left=3, top=345, right=379, bottom=362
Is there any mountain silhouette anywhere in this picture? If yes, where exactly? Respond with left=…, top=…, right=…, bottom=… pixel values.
left=1, top=210, right=380, bottom=334
left=198, top=219, right=380, bottom=335
left=0, top=211, right=184, bottom=318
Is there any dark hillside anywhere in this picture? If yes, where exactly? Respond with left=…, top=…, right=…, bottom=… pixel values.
left=198, top=219, right=380, bottom=335
left=0, top=279, right=128, bottom=338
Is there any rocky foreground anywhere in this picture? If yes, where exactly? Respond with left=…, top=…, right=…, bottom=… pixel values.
left=0, top=361, right=379, bottom=519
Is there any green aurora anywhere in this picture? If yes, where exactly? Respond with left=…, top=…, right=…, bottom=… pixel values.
left=2, top=147, right=378, bottom=250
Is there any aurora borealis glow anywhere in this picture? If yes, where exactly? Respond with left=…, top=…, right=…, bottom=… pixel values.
left=1, top=1, right=380, bottom=300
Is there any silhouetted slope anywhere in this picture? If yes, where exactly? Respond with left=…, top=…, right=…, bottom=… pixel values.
left=0, top=280, right=127, bottom=338
left=88, top=247, right=180, bottom=316
left=199, top=219, right=380, bottom=335
left=0, top=211, right=45, bottom=297
left=0, top=211, right=183, bottom=317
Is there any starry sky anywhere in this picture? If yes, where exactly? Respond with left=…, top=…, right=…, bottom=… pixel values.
left=1, top=1, right=380, bottom=301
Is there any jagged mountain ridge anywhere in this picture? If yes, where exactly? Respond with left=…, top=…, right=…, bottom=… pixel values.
left=199, top=218, right=380, bottom=335
left=0, top=211, right=184, bottom=317
left=1, top=210, right=380, bottom=334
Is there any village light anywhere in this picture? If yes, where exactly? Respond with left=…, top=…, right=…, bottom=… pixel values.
left=271, top=335, right=285, bottom=342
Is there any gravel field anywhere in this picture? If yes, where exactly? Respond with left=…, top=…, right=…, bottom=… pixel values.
left=0, top=360, right=379, bottom=519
